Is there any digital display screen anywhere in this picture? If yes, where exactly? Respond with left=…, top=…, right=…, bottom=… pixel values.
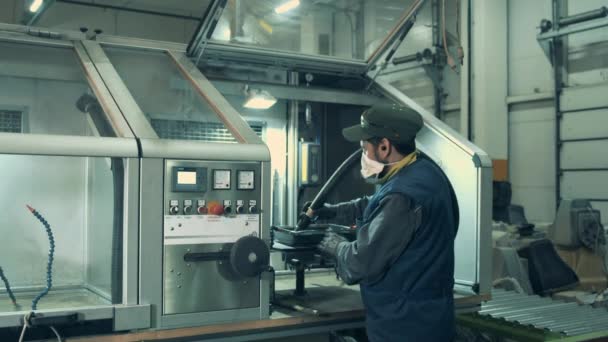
left=177, top=171, right=197, bottom=185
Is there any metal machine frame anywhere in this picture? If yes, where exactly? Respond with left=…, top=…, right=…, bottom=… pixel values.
left=80, top=36, right=272, bottom=329
left=187, top=0, right=429, bottom=75
left=0, top=25, right=272, bottom=331
left=184, top=0, right=492, bottom=295
left=0, top=29, right=148, bottom=331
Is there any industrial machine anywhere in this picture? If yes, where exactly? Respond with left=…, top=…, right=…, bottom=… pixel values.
left=0, top=24, right=271, bottom=336
left=0, top=0, right=493, bottom=338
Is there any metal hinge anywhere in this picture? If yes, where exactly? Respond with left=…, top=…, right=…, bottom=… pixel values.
left=26, top=27, right=62, bottom=39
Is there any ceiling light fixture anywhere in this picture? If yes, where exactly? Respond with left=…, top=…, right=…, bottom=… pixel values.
left=29, top=0, right=43, bottom=12
left=243, top=86, right=277, bottom=110
left=275, top=0, right=300, bottom=14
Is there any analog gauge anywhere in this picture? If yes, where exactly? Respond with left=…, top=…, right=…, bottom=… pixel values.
left=238, top=170, right=255, bottom=190
left=213, top=169, right=231, bottom=190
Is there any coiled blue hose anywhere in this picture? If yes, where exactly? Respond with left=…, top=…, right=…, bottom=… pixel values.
left=0, top=266, right=18, bottom=307
left=27, top=205, right=55, bottom=311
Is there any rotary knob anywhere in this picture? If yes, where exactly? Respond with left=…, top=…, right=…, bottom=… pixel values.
left=249, top=205, right=258, bottom=214
left=224, top=205, right=233, bottom=215
left=183, top=205, right=192, bottom=215
left=197, top=206, right=208, bottom=214
left=169, top=206, right=179, bottom=215
left=236, top=205, right=245, bottom=214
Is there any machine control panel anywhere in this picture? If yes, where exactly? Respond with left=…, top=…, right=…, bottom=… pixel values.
left=163, top=160, right=262, bottom=245
left=163, top=160, right=265, bottom=316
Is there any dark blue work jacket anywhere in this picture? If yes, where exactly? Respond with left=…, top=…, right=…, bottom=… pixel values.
left=357, top=156, right=458, bottom=342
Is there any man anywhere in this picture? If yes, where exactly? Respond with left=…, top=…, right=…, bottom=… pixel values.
left=304, top=103, right=459, bottom=341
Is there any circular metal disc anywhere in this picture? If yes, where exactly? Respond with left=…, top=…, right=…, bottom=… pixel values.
left=230, top=236, right=270, bottom=278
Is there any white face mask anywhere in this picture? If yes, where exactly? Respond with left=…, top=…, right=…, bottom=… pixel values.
left=360, top=151, right=397, bottom=182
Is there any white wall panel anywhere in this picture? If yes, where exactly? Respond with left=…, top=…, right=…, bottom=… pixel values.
left=561, top=108, right=608, bottom=140
left=561, top=140, right=608, bottom=169
left=471, top=0, right=508, bottom=159
left=507, top=0, right=554, bottom=96
left=508, top=100, right=556, bottom=222
left=562, top=171, right=608, bottom=199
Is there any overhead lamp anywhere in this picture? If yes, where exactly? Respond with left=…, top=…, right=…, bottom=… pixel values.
left=29, top=0, right=43, bottom=12
left=243, top=86, right=277, bottom=110
left=275, top=0, right=300, bottom=14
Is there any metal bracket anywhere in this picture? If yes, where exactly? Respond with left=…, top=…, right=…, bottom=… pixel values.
left=537, top=16, right=608, bottom=64
left=187, top=0, right=228, bottom=59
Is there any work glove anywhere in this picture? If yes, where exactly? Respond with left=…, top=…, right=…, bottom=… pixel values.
left=317, top=232, right=348, bottom=259
left=301, top=201, right=337, bottom=220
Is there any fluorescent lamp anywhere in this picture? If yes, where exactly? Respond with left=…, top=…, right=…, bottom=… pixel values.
left=243, top=89, right=277, bottom=109
left=29, top=0, right=43, bottom=12
left=275, top=0, right=300, bottom=14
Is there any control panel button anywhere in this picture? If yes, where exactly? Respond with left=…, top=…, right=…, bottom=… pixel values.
left=183, top=200, right=193, bottom=215
left=197, top=200, right=207, bottom=214
left=223, top=200, right=232, bottom=215
left=248, top=200, right=258, bottom=214
left=236, top=200, right=245, bottom=214
left=169, top=200, right=179, bottom=215
left=209, top=204, right=224, bottom=216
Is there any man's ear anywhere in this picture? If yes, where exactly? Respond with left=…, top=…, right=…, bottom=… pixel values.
left=379, top=138, right=391, bottom=158
left=380, top=138, right=389, bottom=151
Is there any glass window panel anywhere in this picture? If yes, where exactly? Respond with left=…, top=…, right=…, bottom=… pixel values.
left=103, top=46, right=238, bottom=143
left=0, top=41, right=115, bottom=137
left=35, top=0, right=212, bottom=44
left=0, top=155, right=124, bottom=312
left=209, top=0, right=417, bottom=61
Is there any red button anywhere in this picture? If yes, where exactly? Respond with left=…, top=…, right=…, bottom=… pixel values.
left=208, top=203, right=224, bottom=216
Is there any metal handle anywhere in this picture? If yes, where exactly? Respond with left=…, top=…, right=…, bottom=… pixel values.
left=183, top=251, right=230, bottom=262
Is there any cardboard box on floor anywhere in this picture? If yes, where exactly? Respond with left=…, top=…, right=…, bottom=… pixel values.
left=556, top=247, right=608, bottom=293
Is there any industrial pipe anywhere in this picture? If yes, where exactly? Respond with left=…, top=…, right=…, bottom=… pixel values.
left=295, top=149, right=361, bottom=230
left=76, top=94, right=123, bottom=304
left=393, top=53, right=419, bottom=65
left=559, top=7, right=607, bottom=27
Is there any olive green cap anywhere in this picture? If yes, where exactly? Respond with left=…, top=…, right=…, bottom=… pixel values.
left=342, top=102, right=423, bottom=143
